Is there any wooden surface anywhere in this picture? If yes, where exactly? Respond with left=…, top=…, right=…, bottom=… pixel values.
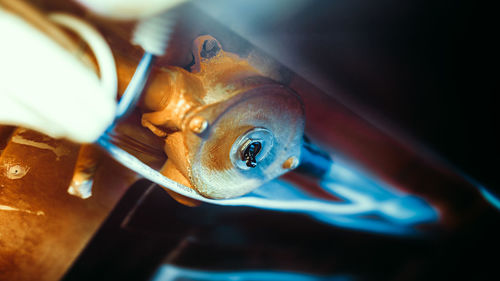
left=0, top=128, right=136, bottom=280
left=0, top=2, right=140, bottom=279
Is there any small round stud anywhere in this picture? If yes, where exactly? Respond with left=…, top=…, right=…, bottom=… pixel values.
left=282, top=156, right=299, bottom=170
left=189, top=116, right=208, bottom=134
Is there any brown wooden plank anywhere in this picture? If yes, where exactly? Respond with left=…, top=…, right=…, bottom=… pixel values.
left=0, top=128, right=136, bottom=280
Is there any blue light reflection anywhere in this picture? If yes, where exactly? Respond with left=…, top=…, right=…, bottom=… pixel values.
left=479, top=185, right=500, bottom=211
left=249, top=158, right=439, bottom=236
left=151, top=264, right=353, bottom=281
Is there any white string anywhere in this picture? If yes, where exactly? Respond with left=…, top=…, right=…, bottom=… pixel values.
left=98, top=136, right=377, bottom=216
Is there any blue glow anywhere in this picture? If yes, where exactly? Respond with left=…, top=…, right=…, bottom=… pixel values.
left=444, top=168, right=500, bottom=211
left=454, top=171, right=500, bottom=211
left=479, top=186, right=500, bottom=211
left=150, top=264, right=353, bottom=281
left=249, top=158, right=439, bottom=235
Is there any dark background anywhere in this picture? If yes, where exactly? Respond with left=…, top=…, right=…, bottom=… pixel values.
left=64, top=180, right=500, bottom=281
left=198, top=0, right=498, bottom=191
